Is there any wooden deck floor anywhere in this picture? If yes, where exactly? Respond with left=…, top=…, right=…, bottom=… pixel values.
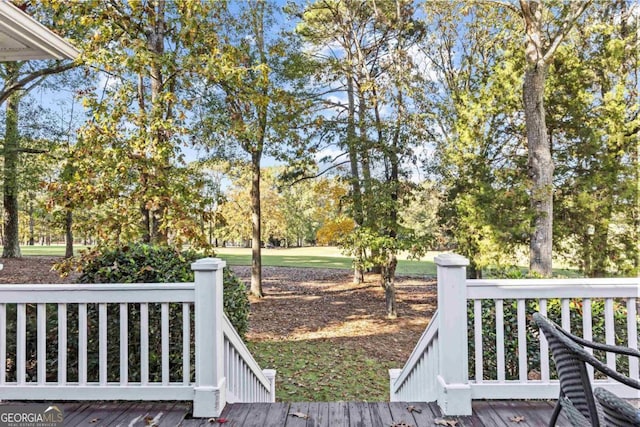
left=1, top=400, right=575, bottom=426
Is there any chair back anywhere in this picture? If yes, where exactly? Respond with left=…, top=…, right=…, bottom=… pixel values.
left=533, top=313, right=602, bottom=426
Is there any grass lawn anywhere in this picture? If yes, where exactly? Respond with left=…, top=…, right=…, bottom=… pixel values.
left=1, top=245, right=90, bottom=256
left=4, top=245, right=579, bottom=277
left=247, top=341, right=393, bottom=402
left=215, top=246, right=440, bottom=276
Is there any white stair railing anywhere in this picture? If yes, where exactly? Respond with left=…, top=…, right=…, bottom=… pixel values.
left=390, top=253, right=639, bottom=417
left=389, top=254, right=471, bottom=415
left=0, top=257, right=275, bottom=418
left=222, top=314, right=275, bottom=403
left=390, top=310, right=439, bottom=402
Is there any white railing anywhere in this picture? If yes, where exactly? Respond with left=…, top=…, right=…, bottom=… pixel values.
left=467, top=278, right=639, bottom=401
left=222, top=315, right=275, bottom=403
left=0, top=258, right=275, bottom=418
left=389, top=311, right=439, bottom=402
left=390, top=254, right=640, bottom=416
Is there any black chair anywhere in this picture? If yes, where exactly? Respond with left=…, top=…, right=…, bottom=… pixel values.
left=594, top=387, right=640, bottom=427
left=532, top=312, right=640, bottom=426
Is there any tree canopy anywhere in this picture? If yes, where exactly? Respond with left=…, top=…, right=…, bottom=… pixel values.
left=0, top=0, right=636, bottom=311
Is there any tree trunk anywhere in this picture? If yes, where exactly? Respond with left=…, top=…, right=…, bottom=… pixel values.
left=141, top=198, right=151, bottom=243
left=346, top=73, right=364, bottom=284
left=65, top=209, right=74, bottom=258
left=250, top=152, right=263, bottom=297
left=28, top=198, right=35, bottom=246
left=381, top=253, right=398, bottom=318
left=3, top=89, right=21, bottom=258
left=148, top=0, right=168, bottom=245
left=523, top=64, right=553, bottom=277
left=521, top=1, right=553, bottom=277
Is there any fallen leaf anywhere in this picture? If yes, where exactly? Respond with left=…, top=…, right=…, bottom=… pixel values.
left=407, top=405, right=422, bottom=414
left=434, top=418, right=458, bottom=426
left=391, top=422, right=414, bottom=427
left=89, top=419, right=99, bottom=424
left=290, top=412, right=309, bottom=420
left=206, top=418, right=228, bottom=424
left=509, top=416, right=525, bottom=423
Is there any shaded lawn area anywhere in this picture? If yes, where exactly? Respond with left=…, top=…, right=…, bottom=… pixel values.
left=231, top=266, right=437, bottom=402
left=247, top=340, right=395, bottom=401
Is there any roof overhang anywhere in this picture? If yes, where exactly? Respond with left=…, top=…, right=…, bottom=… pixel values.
left=0, top=1, right=79, bottom=61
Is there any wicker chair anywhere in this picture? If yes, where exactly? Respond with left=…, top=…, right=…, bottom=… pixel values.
left=594, top=387, right=640, bottom=427
left=532, top=313, right=640, bottom=427
left=560, top=397, right=591, bottom=426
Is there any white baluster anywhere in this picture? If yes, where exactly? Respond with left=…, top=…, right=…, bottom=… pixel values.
left=58, top=303, right=67, bottom=385
left=99, top=303, right=107, bottom=385
left=119, top=303, right=128, bottom=385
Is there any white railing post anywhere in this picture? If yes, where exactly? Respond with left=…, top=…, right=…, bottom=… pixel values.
left=263, top=369, right=277, bottom=402
left=388, top=369, right=401, bottom=401
left=192, top=257, right=227, bottom=417
left=435, top=253, right=471, bottom=416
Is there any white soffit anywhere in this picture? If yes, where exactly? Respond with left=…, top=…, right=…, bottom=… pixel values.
left=0, top=1, right=78, bottom=61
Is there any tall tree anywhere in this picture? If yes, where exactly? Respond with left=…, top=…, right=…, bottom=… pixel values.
left=422, top=1, right=529, bottom=277
left=66, top=0, right=216, bottom=249
left=0, top=1, right=82, bottom=257
left=297, top=0, right=427, bottom=316
left=516, top=0, right=590, bottom=276
left=195, top=0, right=307, bottom=297
left=3, top=72, right=22, bottom=258
left=296, top=0, right=373, bottom=283
left=550, top=0, right=639, bottom=276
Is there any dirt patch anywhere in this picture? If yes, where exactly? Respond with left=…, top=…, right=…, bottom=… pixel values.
left=0, top=258, right=436, bottom=379
left=231, top=266, right=437, bottom=365
left=0, top=257, right=78, bottom=284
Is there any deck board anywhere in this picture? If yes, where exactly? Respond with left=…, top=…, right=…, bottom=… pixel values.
left=219, top=401, right=251, bottom=427
left=369, top=402, right=394, bottom=427
left=0, top=399, right=593, bottom=426
left=287, top=401, right=310, bottom=427
left=328, top=400, right=349, bottom=427
left=264, top=402, right=290, bottom=426
left=347, top=401, right=373, bottom=426
left=57, top=402, right=97, bottom=426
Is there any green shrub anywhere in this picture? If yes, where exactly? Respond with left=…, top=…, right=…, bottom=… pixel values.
left=5, top=244, right=250, bottom=384
left=76, top=244, right=250, bottom=337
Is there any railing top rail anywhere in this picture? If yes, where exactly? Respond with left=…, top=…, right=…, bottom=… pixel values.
left=0, top=282, right=194, bottom=290
left=392, top=310, right=439, bottom=393
left=0, top=282, right=195, bottom=303
left=469, top=277, right=639, bottom=286
left=467, top=278, right=639, bottom=299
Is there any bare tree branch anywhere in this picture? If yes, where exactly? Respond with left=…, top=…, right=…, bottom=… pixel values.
left=288, top=160, right=351, bottom=186
left=479, top=0, right=521, bottom=15
left=0, top=61, right=77, bottom=105
left=544, top=1, right=591, bottom=62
